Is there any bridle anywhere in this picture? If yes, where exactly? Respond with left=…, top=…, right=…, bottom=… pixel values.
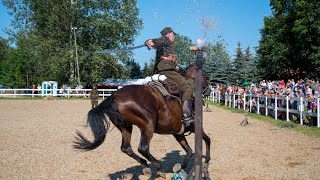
left=184, top=65, right=210, bottom=94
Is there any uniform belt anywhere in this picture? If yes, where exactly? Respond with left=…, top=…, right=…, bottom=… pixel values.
left=160, top=54, right=178, bottom=64
left=157, top=69, right=176, bottom=73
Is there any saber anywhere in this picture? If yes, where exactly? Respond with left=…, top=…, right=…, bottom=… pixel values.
left=95, top=44, right=146, bottom=54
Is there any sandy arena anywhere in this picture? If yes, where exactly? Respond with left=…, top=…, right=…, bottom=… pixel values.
left=0, top=100, right=320, bottom=179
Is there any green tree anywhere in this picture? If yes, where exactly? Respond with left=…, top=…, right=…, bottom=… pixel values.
left=257, top=0, right=320, bottom=80
left=2, top=0, right=142, bottom=87
left=204, top=41, right=231, bottom=85
left=174, top=34, right=194, bottom=68
left=232, top=42, right=246, bottom=84
left=0, top=37, right=10, bottom=77
left=125, top=59, right=141, bottom=79
left=244, top=47, right=261, bottom=83
left=141, top=60, right=154, bottom=77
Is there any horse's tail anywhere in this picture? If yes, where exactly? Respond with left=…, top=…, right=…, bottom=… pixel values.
left=73, top=94, right=117, bottom=150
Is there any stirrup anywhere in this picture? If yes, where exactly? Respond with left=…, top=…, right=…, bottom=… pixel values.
left=183, top=116, right=194, bottom=127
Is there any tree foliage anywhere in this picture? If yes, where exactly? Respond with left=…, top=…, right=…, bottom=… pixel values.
left=174, top=34, right=194, bottom=68
left=1, top=0, right=142, bottom=87
left=257, top=0, right=320, bottom=80
left=204, top=40, right=231, bottom=85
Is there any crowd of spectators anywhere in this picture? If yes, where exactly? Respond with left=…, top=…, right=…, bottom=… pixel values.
left=213, top=78, right=320, bottom=126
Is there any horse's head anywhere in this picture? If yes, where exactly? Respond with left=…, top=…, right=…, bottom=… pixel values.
left=184, top=64, right=211, bottom=97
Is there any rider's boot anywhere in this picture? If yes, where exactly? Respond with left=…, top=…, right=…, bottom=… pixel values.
left=182, top=99, right=194, bottom=128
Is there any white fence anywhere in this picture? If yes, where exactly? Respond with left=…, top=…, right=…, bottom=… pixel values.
left=209, top=91, right=320, bottom=128
left=0, top=88, right=117, bottom=99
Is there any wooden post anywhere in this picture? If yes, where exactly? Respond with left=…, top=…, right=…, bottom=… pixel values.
left=189, top=46, right=205, bottom=179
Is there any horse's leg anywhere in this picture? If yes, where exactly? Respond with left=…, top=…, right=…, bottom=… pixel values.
left=202, top=130, right=211, bottom=164
left=138, top=129, right=166, bottom=177
left=119, top=124, right=149, bottom=169
left=190, top=127, right=211, bottom=164
left=173, top=134, right=193, bottom=169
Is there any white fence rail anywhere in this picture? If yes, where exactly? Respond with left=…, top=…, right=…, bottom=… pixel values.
left=209, top=91, right=320, bottom=128
left=0, top=88, right=117, bottom=99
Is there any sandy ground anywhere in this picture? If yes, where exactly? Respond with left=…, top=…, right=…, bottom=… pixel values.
left=0, top=100, right=320, bottom=180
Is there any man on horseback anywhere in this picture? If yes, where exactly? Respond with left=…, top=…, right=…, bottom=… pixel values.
left=145, top=27, right=194, bottom=128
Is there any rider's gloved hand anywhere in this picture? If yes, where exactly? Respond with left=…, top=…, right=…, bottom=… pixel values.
left=145, top=39, right=153, bottom=50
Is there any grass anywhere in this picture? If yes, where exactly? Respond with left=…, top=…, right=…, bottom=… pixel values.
left=206, top=100, right=320, bottom=138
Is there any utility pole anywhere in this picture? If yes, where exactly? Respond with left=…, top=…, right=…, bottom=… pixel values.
left=71, top=27, right=80, bottom=87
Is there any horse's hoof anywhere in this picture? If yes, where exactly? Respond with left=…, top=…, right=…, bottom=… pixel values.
left=121, top=173, right=133, bottom=180
left=142, top=167, right=152, bottom=177
left=203, top=162, right=208, bottom=170
left=138, top=174, right=151, bottom=180
left=157, top=171, right=166, bottom=179
left=172, top=163, right=181, bottom=173
left=202, top=163, right=210, bottom=179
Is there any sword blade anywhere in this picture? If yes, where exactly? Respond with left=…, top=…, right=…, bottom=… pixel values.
left=95, top=44, right=145, bottom=54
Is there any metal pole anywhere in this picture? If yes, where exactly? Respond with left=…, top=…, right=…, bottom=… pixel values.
left=72, top=27, right=81, bottom=87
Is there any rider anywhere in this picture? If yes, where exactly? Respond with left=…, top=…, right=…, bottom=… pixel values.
left=145, top=27, right=194, bottom=128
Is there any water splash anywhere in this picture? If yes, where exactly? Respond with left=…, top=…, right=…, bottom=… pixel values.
left=201, top=16, right=217, bottom=39
left=196, top=38, right=206, bottom=49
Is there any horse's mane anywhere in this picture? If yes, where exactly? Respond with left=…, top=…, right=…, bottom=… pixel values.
left=177, top=64, right=194, bottom=77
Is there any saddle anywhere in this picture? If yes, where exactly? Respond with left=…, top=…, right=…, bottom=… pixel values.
left=143, top=74, right=181, bottom=104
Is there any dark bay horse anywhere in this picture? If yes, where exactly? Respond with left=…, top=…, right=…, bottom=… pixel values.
left=73, top=64, right=211, bottom=177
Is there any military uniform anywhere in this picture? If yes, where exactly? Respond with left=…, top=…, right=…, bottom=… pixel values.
left=90, top=86, right=99, bottom=109
left=148, top=27, right=194, bottom=127
left=151, top=34, right=192, bottom=102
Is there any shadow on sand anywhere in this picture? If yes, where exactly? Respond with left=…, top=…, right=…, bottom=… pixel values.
left=108, top=150, right=194, bottom=179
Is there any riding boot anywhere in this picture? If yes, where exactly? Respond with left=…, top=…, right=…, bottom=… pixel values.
left=182, top=100, right=194, bottom=127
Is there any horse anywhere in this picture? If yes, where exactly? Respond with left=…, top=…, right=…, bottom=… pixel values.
left=73, top=63, right=212, bottom=178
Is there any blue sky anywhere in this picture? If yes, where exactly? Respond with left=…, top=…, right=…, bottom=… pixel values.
left=134, top=0, right=272, bottom=66
left=0, top=0, right=271, bottom=66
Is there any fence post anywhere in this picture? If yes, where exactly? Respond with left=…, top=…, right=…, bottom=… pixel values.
left=217, top=92, right=221, bottom=104
left=225, top=92, right=227, bottom=106
left=275, top=96, right=278, bottom=120
left=212, top=91, right=214, bottom=102
left=212, top=90, right=214, bottom=102
left=257, top=96, right=260, bottom=115
left=243, top=94, right=246, bottom=111
left=317, top=98, right=320, bottom=128
left=249, top=94, right=252, bottom=113
left=215, top=91, right=217, bottom=102
left=265, top=96, right=268, bottom=116
left=286, top=96, right=290, bottom=122
left=300, top=97, right=303, bottom=125
left=238, top=94, right=240, bottom=109
left=211, top=92, right=214, bottom=102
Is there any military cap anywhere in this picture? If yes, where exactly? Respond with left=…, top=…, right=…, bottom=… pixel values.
left=160, top=27, right=175, bottom=36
